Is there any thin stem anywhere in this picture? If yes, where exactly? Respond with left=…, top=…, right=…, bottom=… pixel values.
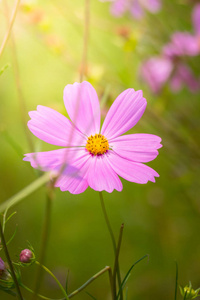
left=80, top=0, right=90, bottom=82
left=2, top=0, right=34, bottom=152
left=32, top=190, right=53, bottom=300
left=35, top=261, right=69, bottom=300
left=108, top=267, right=115, bottom=300
left=174, top=262, right=178, bottom=300
left=99, top=192, right=122, bottom=299
left=113, top=224, right=124, bottom=300
left=0, top=173, right=52, bottom=214
left=0, top=0, right=20, bottom=58
left=0, top=220, right=23, bottom=300
left=21, top=283, right=62, bottom=300
left=67, top=266, right=111, bottom=299
left=99, top=192, right=116, bottom=252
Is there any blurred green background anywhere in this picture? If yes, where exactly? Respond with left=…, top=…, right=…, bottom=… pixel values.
left=0, top=0, right=200, bottom=299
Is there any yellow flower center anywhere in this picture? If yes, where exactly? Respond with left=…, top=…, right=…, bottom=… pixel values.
left=86, top=134, right=109, bottom=155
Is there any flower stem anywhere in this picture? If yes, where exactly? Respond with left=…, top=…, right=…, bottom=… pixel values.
left=113, top=224, right=124, bottom=300
left=0, top=220, right=23, bottom=300
left=2, top=0, right=34, bottom=153
left=0, top=173, right=52, bottom=214
left=35, top=261, right=69, bottom=300
left=67, top=266, right=111, bottom=299
left=32, top=189, right=53, bottom=300
left=99, top=192, right=123, bottom=300
left=21, top=283, right=62, bottom=300
left=80, top=0, right=90, bottom=82
left=0, top=0, right=20, bottom=58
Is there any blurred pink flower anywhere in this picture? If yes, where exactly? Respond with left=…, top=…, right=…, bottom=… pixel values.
left=100, top=0, right=161, bottom=19
left=0, top=258, right=5, bottom=278
left=140, top=57, right=173, bottom=94
left=192, top=3, right=200, bottom=35
left=140, top=4, right=200, bottom=93
left=24, top=82, right=162, bottom=194
left=0, top=258, right=5, bottom=271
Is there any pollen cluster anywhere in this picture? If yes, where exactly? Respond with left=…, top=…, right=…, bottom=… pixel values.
left=86, top=134, right=109, bottom=155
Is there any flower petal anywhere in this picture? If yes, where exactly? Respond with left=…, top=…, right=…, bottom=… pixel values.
left=130, top=0, right=144, bottom=19
left=192, top=4, right=200, bottom=35
left=101, top=89, right=147, bottom=139
left=110, top=0, right=128, bottom=17
left=23, top=148, right=87, bottom=173
left=163, top=32, right=200, bottom=58
left=170, top=63, right=200, bottom=93
left=28, top=105, right=86, bottom=146
left=63, top=81, right=101, bottom=136
left=107, top=151, right=159, bottom=184
left=110, top=134, right=162, bottom=162
left=142, top=0, right=161, bottom=13
left=87, top=153, right=123, bottom=193
left=140, top=57, right=173, bottom=94
left=55, top=150, right=90, bottom=194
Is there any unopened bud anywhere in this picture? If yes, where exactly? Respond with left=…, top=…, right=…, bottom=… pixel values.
left=0, top=257, right=5, bottom=277
left=20, top=249, right=33, bottom=263
left=180, top=282, right=200, bottom=299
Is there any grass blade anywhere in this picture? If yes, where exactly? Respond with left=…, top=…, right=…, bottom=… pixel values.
left=117, top=254, right=149, bottom=299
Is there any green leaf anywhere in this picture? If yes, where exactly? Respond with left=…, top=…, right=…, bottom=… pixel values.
left=0, top=285, right=16, bottom=296
left=0, top=64, right=10, bottom=76
left=65, top=269, right=70, bottom=294
left=6, top=225, right=18, bottom=246
left=117, top=254, right=149, bottom=299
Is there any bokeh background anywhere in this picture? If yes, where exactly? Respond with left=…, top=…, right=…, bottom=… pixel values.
left=0, top=0, right=200, bottom=299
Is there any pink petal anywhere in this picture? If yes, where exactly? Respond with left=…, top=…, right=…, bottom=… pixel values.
left=110, top=134, right=162, bottom=162
left=192, top=4, right=200, bottom=35
left=87, top=153, right=123, bottom=193
left=141, top=0, right=161, bottom=13
left=170, top=63, right=200, bottom=93
left=23, top=148, right=87, bottom=173
left=63, top=81, right=100, bottom=136
left=107, top=151, right=159, bottom=184
left=140, top=57, right=173, bottom=94
left=130, top=0, right=144, bottom=19
left=110, top=0, right=128, bottom=17
left=55, top=151, right=90, bottom=194
left=163, top=32, right=200, bottom=57
left=101, top=89, right=147, bottom=140
left=28, top=105, right=86, bottom=146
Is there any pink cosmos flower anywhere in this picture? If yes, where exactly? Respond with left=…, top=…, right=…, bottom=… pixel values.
left=140, top=4, right=200, bottom=94
left=24, top=82, right=162, bottom=194
left=100, top=0, right=161, bottom=19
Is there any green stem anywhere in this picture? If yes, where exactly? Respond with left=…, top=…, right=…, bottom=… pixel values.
left=99, top=192, right=122, bottom=299
left=65, top=266, right=111, bottom=299
left=0, top=0, right=20, bottom=58
left=0, top=220, right=23, bottom=300
left=32, top=190, right=53, bottom=299
left=113, top=224, right=124, bottom=300
left=0, top=173, right=51, bottom=214
left=80, top=0, right=90, bottom=82
left=35, top=261, right=69, bottom=300
left=21, top=283, right=61, bottom=300
left=2, top=0, right=34, bottom=152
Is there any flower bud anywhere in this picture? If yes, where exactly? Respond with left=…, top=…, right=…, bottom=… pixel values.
left=180, top=282, right=200, bottom=299
left=0, top=257, right=5, bottom=277
left=20, top=249, right=33, bottom=263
